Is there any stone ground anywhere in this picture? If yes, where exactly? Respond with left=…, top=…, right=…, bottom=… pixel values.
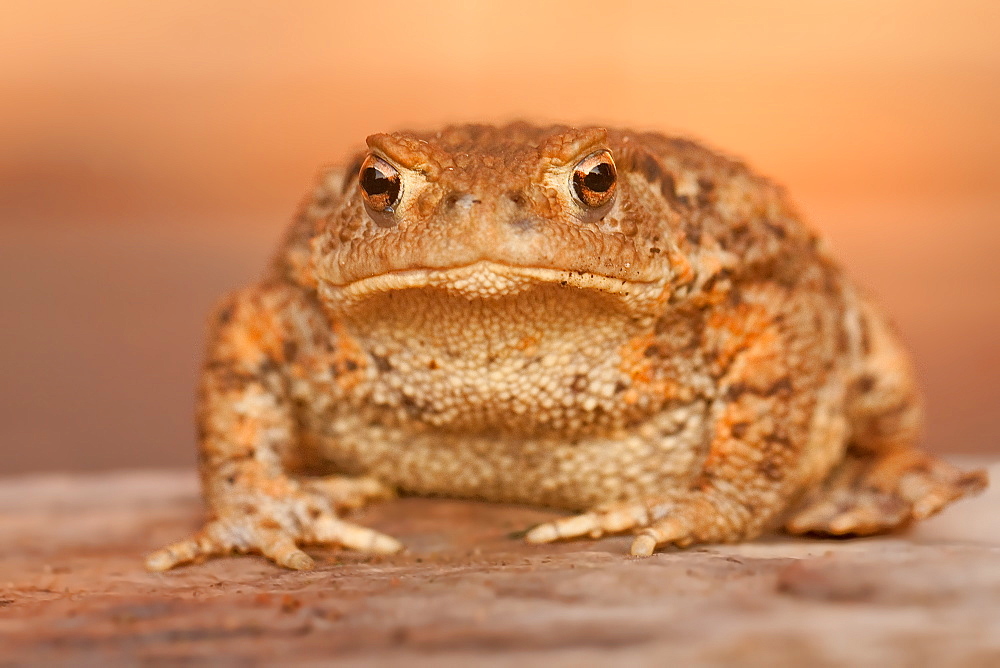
left=1, top=461, right=998, bottom=666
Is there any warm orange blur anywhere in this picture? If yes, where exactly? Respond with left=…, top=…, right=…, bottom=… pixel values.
left=1, top=1, right=998, bottom=473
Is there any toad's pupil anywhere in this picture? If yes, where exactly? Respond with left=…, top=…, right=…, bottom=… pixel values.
left=583, top=163, right=615, bottom=192
left=361, top=166, right=397, bottom=197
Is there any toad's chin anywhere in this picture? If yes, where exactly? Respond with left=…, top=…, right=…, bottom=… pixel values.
left=319, top=261, right=668, bottom=312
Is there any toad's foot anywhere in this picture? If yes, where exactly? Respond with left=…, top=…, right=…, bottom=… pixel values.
left=525, top=493, right=740, bottom=556
left=302, top=474, right=396, bottom=512
left=784, top=449, right=988, bottom=536
left=146, top=481, right=402, bottom=572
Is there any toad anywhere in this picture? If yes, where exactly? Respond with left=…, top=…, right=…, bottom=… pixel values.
left=147, top=123, right=986, bottom=570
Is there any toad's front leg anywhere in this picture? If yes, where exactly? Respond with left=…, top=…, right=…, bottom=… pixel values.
left=146, top=288, right=401, bottom=571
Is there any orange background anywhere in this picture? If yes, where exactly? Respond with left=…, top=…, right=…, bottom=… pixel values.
left=2, top=1, right=998, bottom=473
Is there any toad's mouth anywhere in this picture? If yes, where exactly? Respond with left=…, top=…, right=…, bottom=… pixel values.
left=321, top=261, right=668, bottom=310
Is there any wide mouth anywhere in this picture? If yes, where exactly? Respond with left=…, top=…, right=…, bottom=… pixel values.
left=324, top=261, right=667, bottom=307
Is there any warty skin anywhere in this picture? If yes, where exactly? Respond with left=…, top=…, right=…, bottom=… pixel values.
left=147, top=123, right=987, bottom=571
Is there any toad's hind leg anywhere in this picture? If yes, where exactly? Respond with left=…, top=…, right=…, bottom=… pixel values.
left=784, top=448, right=986, bottom=536
left=785, top=297, right=987, bottom=536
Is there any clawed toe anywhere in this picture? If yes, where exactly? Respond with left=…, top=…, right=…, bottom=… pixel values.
left=525, top=503, right=655, bottom=544
left=145, top=522, right=232, bottom=571
left=307, top=515, right=403, bottom=554
left=629, top=533, right=658, bottom=557
left=525, top=513, right=604, bottom=543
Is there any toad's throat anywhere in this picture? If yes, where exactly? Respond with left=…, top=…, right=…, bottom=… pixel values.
left=332, top=281, right=665, bottom=436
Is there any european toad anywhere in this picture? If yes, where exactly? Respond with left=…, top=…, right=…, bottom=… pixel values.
left=147, top=123, right=987, bottom=570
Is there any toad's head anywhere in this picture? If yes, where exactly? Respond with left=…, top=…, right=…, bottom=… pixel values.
left=311, top=123, right=694, bottom=316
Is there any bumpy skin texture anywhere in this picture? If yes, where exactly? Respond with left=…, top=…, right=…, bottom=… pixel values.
left=147, top=123, right=987, bottom=571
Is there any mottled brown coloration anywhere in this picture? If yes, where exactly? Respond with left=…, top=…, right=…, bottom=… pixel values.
left=146, top=123, right=987, bottom=571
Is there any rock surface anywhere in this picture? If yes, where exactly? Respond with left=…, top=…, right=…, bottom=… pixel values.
left=1, top=462, right=998, bottom=665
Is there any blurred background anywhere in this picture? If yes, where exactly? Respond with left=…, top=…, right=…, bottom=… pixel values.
left=1, top=1, right=997, bottom=474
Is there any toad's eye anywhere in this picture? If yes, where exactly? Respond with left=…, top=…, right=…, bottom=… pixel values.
left=572, top=150, right=617, bottom=209
left=359, top=155, right=401, bottom=214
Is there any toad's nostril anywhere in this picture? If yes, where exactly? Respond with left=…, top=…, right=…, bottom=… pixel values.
left=510, top=217, right=540, bottom=232
left=446, top=193, right=481, bottom=209
left=507, top=191, right=527, bottom=208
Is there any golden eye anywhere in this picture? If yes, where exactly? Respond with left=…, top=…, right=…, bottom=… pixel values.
left=358, top=155, right=401, bottom=213
left=572, top=150, right=617, bottom=209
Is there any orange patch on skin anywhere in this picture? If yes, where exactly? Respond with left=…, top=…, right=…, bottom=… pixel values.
left=622, top=388, right=641, bottom=406
left=220, top=300, right=289, bottom=368
left=617, top=333, right=684, bottom=401
left=232, top=418, right=261, bottom=454
left=619, top=333, right=656, bottom=384
left=258, top=474, right=295, bottom=498
left=233, top=464, right=296, bottom=499
left=705, top=304, right=780, bottom=378
left=331, top=320, right=367, bottom=392
left=703, top=411, right=751, bottom=470
left=515, top=336, right=539, bottom=355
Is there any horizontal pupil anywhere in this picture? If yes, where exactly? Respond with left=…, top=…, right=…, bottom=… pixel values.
left=583, top=163, right=614, bottom=192
left=361, top=167, right=397, bottom=196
